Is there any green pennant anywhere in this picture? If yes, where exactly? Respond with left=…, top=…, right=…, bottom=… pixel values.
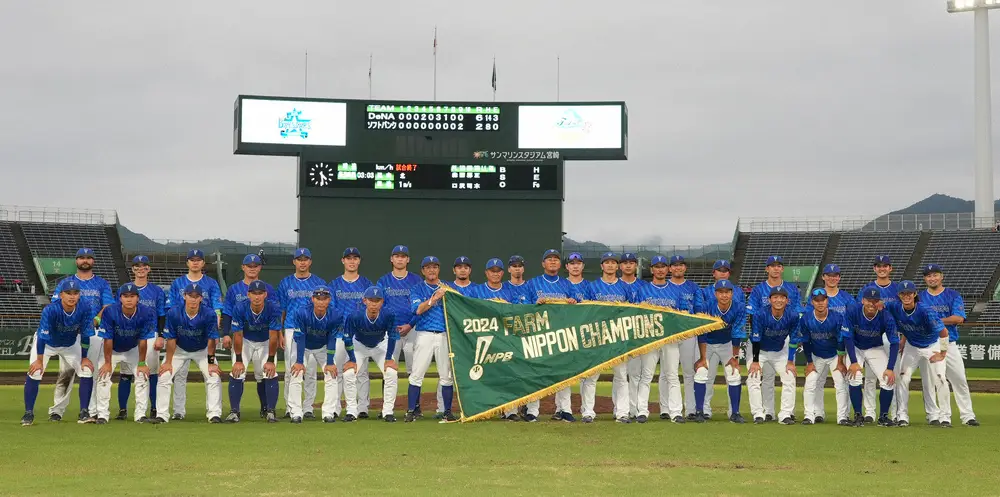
left=443, top=292, right=724, bottom=422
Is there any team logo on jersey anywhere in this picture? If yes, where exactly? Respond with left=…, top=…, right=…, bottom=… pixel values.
left=278, top=108, right=312, bottom=139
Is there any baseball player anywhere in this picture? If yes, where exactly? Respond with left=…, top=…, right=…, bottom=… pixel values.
left=341, top=286, right=399, bottom=423
left=582, top=252, right=631, bottom=423
left=920, top=264, right=978, bottom=426
left=746, top=256, right=801, bottom=422
left=505, top=255, right=531, bottom=304
left=748, top=287, right=800, bottom=425
left=153, top=283, right=223, bottom=424
left=287, top=286, right=343, bottom=423
left=819, top=264, right=853, bottom=315
left=278, top=247, right=326, bottom=417
left=328, top=248, right=374, bottom=419
left=885, top=281, right=951, bottom=427
left=405, top=256, right=457, bottom=422
left=22, top=280, right=97, bottom=426
left=618, top=252, right=646, bottom=419
left=696, top=260, right=745, bottom=419
left=523, top=249, right=577, bottom=422
left=470, top=258, right=524, bottom=421
left=856, top=254, right=900, bottom=422
left=565, top=252, right=592, bottom=302
left=634, top=255, right=684, bottom=423
left=692, top=279, right=746, bottom=423
left=448, top=256, right=476, bottom=294
left=123, top=255, right=166, bottom=421
left=94, top=283, right=157, bottom=423
left=796, top=288, right=849, bottom=425
left=165, top=249, right=223, bottom=421
left=660, top=255, right=705, bottom=420
left=49, top=248, right=115, bottom=423
left=841, top=288, right=898, bottom=427
left=377, top=247, right=421, bottom=364
left=224, top=280, right=281, bottom=423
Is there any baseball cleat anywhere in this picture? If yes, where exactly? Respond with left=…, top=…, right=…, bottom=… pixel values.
left=413, top=406, right=423, bottom=418
left=357, top=412, right=370, bottom=420
left=137, top=416, right=150, bottom=424
left=48, top=413, right=61, bottom=422
left=814, top=416, right=825, bottom=424
left=78, top=415, right=96, bottom=424
left=303, top=412, right=315, bottom=420
left=96, top=418, right=108, bottom=425
left=442, top=411, right=458, bottom=422
left=115, top=409, right=128, bottom=421
left=966, top=419, right=980, bottom=427
left=582, top=416, right=595, bottom=423
left=209, top=416, right=222, bottom=424
left=377, top=413, right=384, bottom=420
left=694, top=412, right=706, bottom=423
left=150, top=409, right=157, bottom=419
left=505, top=414, right=520, bottom=421
left=224, top=411, right=240, bottom=424
left=929, top=419, right=941, bottom=426
left=838, top=419, right=851, bottom=426
left=896, top=419, right=910, bottom=427
left=753, top=417, right=765, bottom=424
left=629, top=414, right=637, bottom=421
left=780, top=417, right=794, bottom=425
left=659, top=413, right=670, bottom=420
left=149, top=417, right=165, bottom=424
left=265, top=412, right=277, bottom=423
left=259, top=407, right=266, bottom=419
left=853, top=415, right=865, bottom=427
left=560, top=412, right=576, bottom=423
left=801, top=418, right=813, bottom=425
left=616, top=417, right=631, bottom=424
left=323, top=416, right=336, bottom=423
left=384, top=414, right=397, bottom=423
left=550, top=411, right=564, bottom=421
left=291, top=417, right=302, bottom=424
left=282, top=411, right=291, bottom=419
left=789, top=414, right=796, bottom=421
left=764, top=414, right=774, bottom=422
left=343, top=414, right=357, bottom=422
left=686, top=413, right=697, bottom=421
left=940, top=421, right=952, bottom=428
left=729, top=413, right=746, bottom=424
left=171, top=413, right=185, bottom=421
left=404, top=411, right=417, bottom=423
left=672, top=416, right=686, bottom=424
left=863, top=416, right=874, bottom=423
left=523, top=414, right=538, bottom=422
left=637, top=415, right=649, bottom=424
left=21, top=411, right=34, bottom=426
left=78, top=409, right=91, bottom=423
left=878, top=415, right=895, bottom=427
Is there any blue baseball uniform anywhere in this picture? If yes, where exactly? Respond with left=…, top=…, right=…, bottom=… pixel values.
left=525, top=274, right=574, bottom=303
left=164, top=306, right=219, bottom=352
left=567, top=279, right=595, bottom=302
left=701, top=282, right=746, bottom=311
left=840, top=303, right=899, bottom=419
left=285, top=304, right=344, bottom=420
left=446, top=281, right=476, bottom=296
left=694, top=301, right=747, bottom=417
left=288, top=305, right=343, bottom=359
left=329, top=275, right=374, bottom=334
left=98, top=304, right=157, bottom=352
left=229, top=300, right=282, bottom=343
left=167, top=275, right=223, bottom=312
left=52, top=275, right=115, bottom=311
left=157, top=305, right=223, bottom=422
left=588, top=279, right=630, bottom=303
left=94, top=303, right=157, bottom=421
left=506, top=281, right=532, bottom=304
left=376, top=272, right=423, bottom=328
left=24, top=301, right=98, bottom=418
left=469, top=282, right=520, bottom=303
left=344, top=308, right=401, bottom=418
left=856, top=281, right=900, bottom=306
left=884, top=301, right=950, bottom=423
left=918, top=287, right=976, bottom=423
left=223, top=279, right=279, bottom=318
left=749, top=308, right=800, bottom=421
left=796, top=309, right=850, bottom=422
left=824, top=289, right=854, bottom=316
left=406, top=281, right=454, bottom=414
left=277, top=273, right=327, bottom=404
left=919, top=288, right=965, bottom=343
left=748, top=281, right=802, bottom=315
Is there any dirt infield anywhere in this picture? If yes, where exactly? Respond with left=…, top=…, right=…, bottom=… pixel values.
left=351, top=392, right=617, bottom=415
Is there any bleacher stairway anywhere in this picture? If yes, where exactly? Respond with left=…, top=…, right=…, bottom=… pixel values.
left=9, top=223, right=42, bottom=292
left=901, top=231, right=933, bottom=282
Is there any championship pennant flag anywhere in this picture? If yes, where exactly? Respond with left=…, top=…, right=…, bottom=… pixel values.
left=443, top=292, right=724, bottom=422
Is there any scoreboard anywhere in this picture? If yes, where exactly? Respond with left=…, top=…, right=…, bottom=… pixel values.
left=365, top=104, right=502, bottom=132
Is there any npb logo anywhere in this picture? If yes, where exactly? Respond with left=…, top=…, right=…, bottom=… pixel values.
left=468, top=335, right=514, bottom=381
left=278, top=108, right=312, bottom=139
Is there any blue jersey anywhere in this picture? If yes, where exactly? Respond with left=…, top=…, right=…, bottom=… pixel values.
left=36, top=301, right=96, bottom=351
left=278, top=274, right=327, bottom=317
left=824, top=289, right=853, bottom=316
left=795, top=310, right=844, bottom=360
left=634, top=281, right=673, bottom=308
left=230, top=300, right=282, bottom=343
left=526, top=274, right=574, bottom=303
left=505, top=281, right=532, bottom=304
left=885, top=301, right=946, bottom=349
left=345, top=309, right=398, bottom=355
left=567, top=279, right=594, bottom=303
left=700, top=281, right=746, bottom=311
left=52, top=274, right=114, bottom=312
left=135, top=283, right=167, bottom=317
left=620, top=279, right=645, bottom=303
left=329, top=275, right=374, bottom=332
left=288, top=304, right=342, bottom=355
left=447, top=281, right=476, bottom=296
left=97, top=303, right=157, bottom=352
left=748, top=281, right=802, bottom=316
left=841, top=304, right=899, bottom=350
left=588, top=278, right=630, bottom=303
left=167, top=275, right=223, bottom=312
left=857, top=281, right=900, bottom=306
left=700, top=302, right=747, bottom=346
left=164, top=306, right=219, bottom=352
left=919, top=288, right=965, bottom=342
left=376, top=272, right=423, bottom=327
left=751, top=309, right=800, bottom=352
left=657, top=280, right=704, bottom=314
left=223, top=279, right=279, bottom=317
left=469, top=282, right=520, bottom=303
left=410, top=281, right=447, bottom=332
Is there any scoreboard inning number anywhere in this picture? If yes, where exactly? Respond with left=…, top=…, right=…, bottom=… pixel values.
left=366, top=104, right=501, bottom=132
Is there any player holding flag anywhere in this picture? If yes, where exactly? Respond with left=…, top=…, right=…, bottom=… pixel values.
left=342, top=286, right=400, bottom=423
left=692, top=279, right=746, bottom=424
left=287, top=286, right=343, bottom=423
left=406, top=256, right=457, bottom=422
left=224, top=280, right=281, bottom=423
left=582, top=252, right=630, bottom=423
left=662, top=255, right=705, bottom=420
left=122, top=255, right=166, bottom=421
left=470, top=258, right=522, bottom=421
left=634, top=256, right=684, bottom=423
left=94, top=283, right=157, bottom=423
left=841, top=288, right=898, bottom=427
left=278, top=248, right=326, bottom=417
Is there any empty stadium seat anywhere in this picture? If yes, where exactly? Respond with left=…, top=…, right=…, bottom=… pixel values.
left=0, top=222, right=27, bottom=283
left=830, top=232, right=921, bottom=294
left=737, top=232, right=830, bottom=287
left=20, top=222, right=121, bottom=286
left=917, top=230, right=1000, bottom=298
left=0, top=293, right=45, bottom=329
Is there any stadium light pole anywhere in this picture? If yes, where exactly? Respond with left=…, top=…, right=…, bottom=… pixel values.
left=948, top=0, right=1000, bottom=227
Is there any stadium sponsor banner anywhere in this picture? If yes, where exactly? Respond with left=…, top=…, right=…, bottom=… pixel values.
left=443, top=292, right=724, bottom=422
left=782, top=265, right=818, bottom=284
left=36, top=257, right=77, bottom=276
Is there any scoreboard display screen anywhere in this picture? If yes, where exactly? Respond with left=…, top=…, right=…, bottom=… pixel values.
left=305, top=161, right=555, bottom=191
left=365, top=104, right=501, bottom=132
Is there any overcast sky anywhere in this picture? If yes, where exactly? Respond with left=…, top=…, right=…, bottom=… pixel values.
left=1, top=1, right=997, bottom=246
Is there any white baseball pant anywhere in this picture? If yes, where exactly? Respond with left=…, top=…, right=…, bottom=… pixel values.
left=579, top=363, right=628, bottom=419
left=230, top=339, right=270, bottom=382
left=657, top=343, right=683, bottom=418
left=171, top=359, right=191, bottom=417
left=748, top=348, right=795, bottom=420
left=626, top=356, right=641, bottom=417
left=803, top=354, right=848, bottom=423
left=631, top=351, right=659, bottom=418
left=287, top=347, right=324, bottom=419
left=144, top=338, right=160, bottom=374
left=282, top=329, right=297, bottom=407
left=895, top=343, right=949, bottom=424
left=95, top=346, right=149, bottom=421
left=745, top=337, right=784, bottom=418
left=863, top=334, right=893, bottom=419
left=344, top=338, right=398, bottom=417
left=49, top=334, right=102, bottom=416
left=334, top=337, right=372, bottom=415
left=28, top=336, right=93, bottom=382
left=693, top=343, right=742, bottom=417
left=921, top=342, right=976, bottom=423
left=525, top=387, right=571, bottom=416
left=847, top=347, right=894, bottom=390
left=678, top=336, right=698, bottom=416
left=407, top=331, right=453, bottom=392
left=155, top=347, right=222, bottom=421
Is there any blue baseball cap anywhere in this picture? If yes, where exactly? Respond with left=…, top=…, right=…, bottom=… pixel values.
left=873, top=255, right=891, bottom=265
left=183, top=283, right=203, bottom=295
left=769, top=286, right=788, bottom=297
left=248, top=280, right=268, bottom=293
left=454, top=256, right=472, bottom=267
left=186, top=249, right=205, bottom=260
left=294, top=248, right=312, bottom=259
left=486, top=258, right=504, bottom=270
left=421, top=256, right=440, bottom=267
left=600, top=252, right=619, bottom=263
left=714, top=280, right=734, bottom=291
left=118, top=283, right=140, bottom=296
left=61, top=280, right=81, bottom=293
left=823, top=264, right=841, bottom=275
left=650, top=255, right=668, bottom=267
left=811, top=288, right=828, bottom=299
left=669, top=255, right=685, bottom=265
left=766, top=255, right=783, bottom=266
left=343, top=247, right=361, bottom=258
left=312, top=285, right=332, bottom=297
left=861, top=288, right=880, bottom=301
left=923, top=264, right=943, bottom=275
left=542, top=249, right=561, bottom=260
left=242, top=254, right=262, bottom=265
left=898, top=280, right=918, bottom=293
left=713, top=260, right=731, bottom=270
left=566, top=252, right=584, bottom=263
left=131, top=255, right=150, bottom=265
left=392, top=245, right=409, bottom=256
left=76, top=248, right=95, bottom=258
left=508, top=255, right=525, bottom=266
left=362, top=286, right=384, bottom=299
left=621, top=252, right=638, bottom=262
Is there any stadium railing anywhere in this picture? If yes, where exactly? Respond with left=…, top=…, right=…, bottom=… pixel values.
left=0, top=205, right=117, bottom=225
left=738, top=212, right=1000, bottom=233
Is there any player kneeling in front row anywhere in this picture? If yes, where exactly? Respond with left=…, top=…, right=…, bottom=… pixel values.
left=748, top=287, right=799, bottom=425
left=796, top=289, right=849, bottom=425
left=22, top=281, right=96, bottom=426
left=226, top=280, right=281, bottom=423
left=94, top=284, right=157, bottom=423
left=154, top=284, right=223, bottom=423
left=693, top=280, right=746, bottom=423
left=842, top=289, right=898, bottom=427
left=287, top=286, right=343, bottom=423
left=341, top=287, right=400, bottom=422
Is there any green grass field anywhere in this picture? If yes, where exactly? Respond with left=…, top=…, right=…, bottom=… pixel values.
left=4, top=380, right=1000, bottom=496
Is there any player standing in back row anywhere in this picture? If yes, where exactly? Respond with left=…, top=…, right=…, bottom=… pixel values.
left=634, top=256, right=684, bottom=423
left=582, top=252, right=630, bottom=423
left=661, top=255, right=704, bottom=420
left=278, top=248, right=326, bottom=417
left=524, top=249, right=577, bottom=422
left=328, top=248, right=373, bottom=419
left=378, top=245, right=423, bottom=413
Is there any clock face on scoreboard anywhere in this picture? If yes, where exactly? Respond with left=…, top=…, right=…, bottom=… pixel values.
left=303, top=161, right=556, bottom=192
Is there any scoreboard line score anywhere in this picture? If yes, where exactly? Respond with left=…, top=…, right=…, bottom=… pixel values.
left=366, top=104, right=501, bottom=132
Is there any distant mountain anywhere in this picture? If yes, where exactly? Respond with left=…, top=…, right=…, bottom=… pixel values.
left=563, top=237, right=731, bottom=262
left=863, top=194, right=1000, bottom=231
left=885, top=194, right=1000, bottom=216
left=117, top=225, right=295, bottom=255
